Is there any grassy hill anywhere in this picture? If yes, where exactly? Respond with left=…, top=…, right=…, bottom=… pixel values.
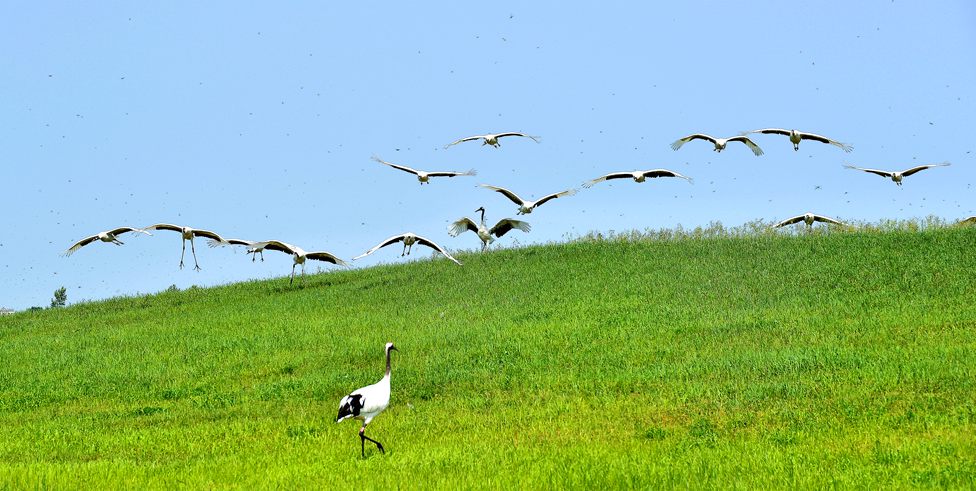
left=2, top=226, right=975, bottom=488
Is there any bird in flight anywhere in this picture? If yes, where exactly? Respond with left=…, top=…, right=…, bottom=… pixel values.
left=63, top=227, right=151, bottom=256
left=444, top=132, right=539, bottom=148
left=843, top=162, right=950, bottom=186
left=480, top=184, right=576, bottom=215
left=745, top=128, right=852, bottom=152
left=372, top=156, right=475, bottom=184
left=583, top=169, right=693, bottom=188
left=671, top=133, right=763, bottom=156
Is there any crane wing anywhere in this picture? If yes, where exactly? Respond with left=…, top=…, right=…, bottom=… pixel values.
left=427, top=169, right=476, bottom=178
left=353, top=234, right=406, bottom=260
left=413, top=235, right=462, bottom=266
left=107, top=226, right=150, bottom=237
left=489, top=219, right=531, bottom=238
left=843, top=165, right=892, bottom=178
left=306, top=251, right=348, bottom=266
left=798, top=132, right=853, bottom=152
left=250, top=240, right=297, bottom=255
left=448, top=218, right=479, bottom=237
left=671, top=133, right=716, bottom=150
left=144, top=223, right=183, bottom=233
left=208, top=238, right=254, bottom=248
left=812, top=215, right=845, bottom=226
left=444, top=135, right=484, bottom=148
left=901, top=162, right=950, bottom=177
left=727, top=136, right=764, bottom=156
left=63, top=235, right=99, bottom=256
left=480, top=185, right=525, bottom=205
left=494, top=132, right=540, bottom=143
left=582, top=172, right=633, bottom=188
left=372, top=156, right=419, bottom=175
left=191, top=229, right=225, bottom=242
left=772, top=215, right=806, bottom=228
left=748, top=128, right=791, bottom=136
left=533, top=188, right=577, bottom=208
left=642, top=169, right=693, bottom=182
left=958, top=216, right=976, bottom=225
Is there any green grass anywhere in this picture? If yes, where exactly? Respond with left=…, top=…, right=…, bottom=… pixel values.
left=2, top=226, right=975, bottom=488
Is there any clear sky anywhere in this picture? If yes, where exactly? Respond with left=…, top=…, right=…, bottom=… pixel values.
left=2, top=1, right=974, bottom=310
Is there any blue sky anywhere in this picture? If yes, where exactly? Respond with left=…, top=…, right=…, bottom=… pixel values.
left=2, top=1, right=974, bottom=310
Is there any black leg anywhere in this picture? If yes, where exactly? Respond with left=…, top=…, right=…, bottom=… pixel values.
left=290, top=264, right=296, bottom=285
left=180, top=240, right=186, bottom=269
left=191, top=238, right=201, bottom=271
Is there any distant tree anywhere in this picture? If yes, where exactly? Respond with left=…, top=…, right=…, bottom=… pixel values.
left=50, top=286, right=67, bottom=308
left=27, top=306, right=44, bottom=312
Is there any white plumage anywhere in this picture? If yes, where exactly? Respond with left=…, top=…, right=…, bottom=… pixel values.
left=144, top=223, right=226, bottom=271
left=772, top=212, right=847, bottom=230
left=444, top=132, right=540, bottom=148
left=353, top=232, right=462, bottom=265
left=843, top=162, right=950, bottom=186
left=671, top=133, right=764, bottom=156
left=745, top=128, right=852, bottom=152
left=449, top=207, right=530, bottom=251
left=63, top=227, right=151, bottom=256
left=479, top=184, right=577, bottom=215
left=230, top=240, right=347, bottom=284
left=583, top=169, right=693, bottom=188
left=337, top=342, right=398, bottom=457
left=372, top=155, right=476, bottom=184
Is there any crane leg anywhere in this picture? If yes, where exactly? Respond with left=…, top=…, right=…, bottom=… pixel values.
left=179, top=240, right=186, bottom=269
left=290, top=263, right=296, bottom=285
left=401, top=244, right=406, bottom=256
left=113, top=239, right=124, bottom=246
left=359, top=426, right=384, bottom=457
left=191, top=238, right=201, bottom=271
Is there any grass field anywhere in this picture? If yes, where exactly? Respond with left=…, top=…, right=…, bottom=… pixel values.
left=2, top=225, right=975, bottom=488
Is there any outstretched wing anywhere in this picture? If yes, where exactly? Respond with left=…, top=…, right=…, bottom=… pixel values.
left=373, top=155, right=419, bottom=175
left=306, top=251, right=348, bottom=266
left=480, top=185, right=525, bottom=206
left=489, top=219, right=531, bottom=238
left=582, top=172, right=633, bottom=188
left=353, top=234, right=406, bottom=260
left=642, top=169, right=693, bottom=183
left=191, top=229, right=224, bottom=242
left=533, top=188, right=577, bottom=208
left=797, top=132, right=853, bottom=152
left=671, top=133, right=716, bottom=150
left=413, top=235, right=462, bottom=266
left=108, top=226, right=150, bottom=237
left=250, top=240, right=298, bottom=256
left=427, top=169, right=477, bottom=178
left=901, top=162, right=950, bottom=177
left=144, top=223, right=183, bottom=233
left=727, top=136, right=764, bottom=156
left=448, top=217, right=479, bottom=237
left=812, top=215, right=845, bottom=226
left=772, top=215, right=806, bottom=228
left=748, top=128, right=791, bottom=136
left=495, top=132, right=540, bottom=143
left=958, top=216, right=976, bottom=225
left=444, top=135, right=484, bottom=148
left=843, top=165, right=892, bottom=178
left=63, top=235, right=99, bottom=256
left=208, top=238, right=254, bottom=248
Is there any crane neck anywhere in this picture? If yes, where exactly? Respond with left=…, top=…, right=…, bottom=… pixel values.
left=478, top=208, right=486, bottom=225
left=385, top=348, right=392, bottom=378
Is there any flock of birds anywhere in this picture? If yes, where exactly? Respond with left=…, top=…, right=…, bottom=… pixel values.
left=62, top=128, right=970, bottom=456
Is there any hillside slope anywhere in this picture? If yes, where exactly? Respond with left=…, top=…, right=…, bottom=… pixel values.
left=2, top=228, right=975, bottom=487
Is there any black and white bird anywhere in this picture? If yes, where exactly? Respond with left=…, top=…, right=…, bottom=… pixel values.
left=449, top=207, right=530, bottom=252
left=671, top=133, right=764, bottom=156
left=337, top=342, right=398, bottom=458
left=958, top=216, right=976, bottom=226
left=353, top=233, right=462, bottom=265
left=772, top=212, right=847, bottom=230
left=63, top=227, right=151, bottom=256
left=241, top=240, right=347, bottom=284
left=444, top=132, right=539, bottom=148
left=144, top=224, right=226, bottom=271
left=207, top=238, right=265, bottom=261
left=745, top=128, right=852, bottom=152
left=480, top=184, right=577, bottom=215
left=582, top=169, right=693, bottom=188
left=843, top=162, right=951, bottom=186
left=372, top=156, right=476, bottom=185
